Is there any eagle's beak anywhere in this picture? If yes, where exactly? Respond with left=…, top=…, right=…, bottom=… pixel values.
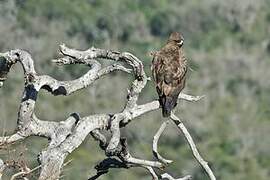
left=177, top=39, right=184, bottom=47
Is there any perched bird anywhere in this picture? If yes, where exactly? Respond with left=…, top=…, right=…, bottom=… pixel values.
left=151, top=32, right=187, bottom=117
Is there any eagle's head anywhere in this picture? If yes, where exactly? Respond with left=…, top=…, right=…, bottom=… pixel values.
left=168, top=32, right=184, bottom=48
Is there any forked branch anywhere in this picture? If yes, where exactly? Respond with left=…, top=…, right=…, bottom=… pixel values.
left=0, top=45, right=215, bottom=180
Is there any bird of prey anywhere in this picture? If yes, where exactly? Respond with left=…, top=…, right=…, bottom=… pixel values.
left=151, top=32, right=187, bottom=117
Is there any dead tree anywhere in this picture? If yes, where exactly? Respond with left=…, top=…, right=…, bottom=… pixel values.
left=0, top=44, right=216, bottom=180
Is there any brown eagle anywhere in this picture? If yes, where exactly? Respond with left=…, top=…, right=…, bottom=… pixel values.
left=151, top=32, right=187, bottom=117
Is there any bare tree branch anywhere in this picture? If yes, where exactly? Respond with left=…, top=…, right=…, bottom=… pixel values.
left=10, top=165, right=41, bottom=180
left=0, top=45, right=215, bottom=180
left=178, top=93, right=205, bottom=102
left=0, top=158, right=5, bottom=180
left=144, top=166, right=159, bottom=180
left=153, top=121, right=173, bottom=165
left=170, top=113, right=216, bottom=180
left=161, top=173, right=192, bottom=180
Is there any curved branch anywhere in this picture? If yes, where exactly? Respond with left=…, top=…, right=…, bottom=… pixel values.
left=161, top=173, right=192, bottom=180
left=153, top=121, right=173, bottom=165
left=144, top=166, right=159, bottom=180
left=170, top=113, right=216, bottom=180
left=38, top=60, right=101, bottom=96
left=10, top=165, right=41, bottom=180
left=106, top=114, right=122, bottom=155
left=0, top=133, right=25, bottom=145
left=121, top=93, right=204, bottom=124
left=118, top=138, right=163, bottom=168
left=0, top=49, right=36, bottom=75
left=90, top=130, right=107, bottom=150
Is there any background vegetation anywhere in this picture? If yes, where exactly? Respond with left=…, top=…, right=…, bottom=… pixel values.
left=0, top=0, right=269, bottom=179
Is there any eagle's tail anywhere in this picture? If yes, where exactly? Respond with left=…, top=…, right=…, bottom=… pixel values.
left=160, top=95, right=177, bottom=117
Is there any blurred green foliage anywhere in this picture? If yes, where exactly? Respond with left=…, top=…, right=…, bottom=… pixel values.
left=0, top=0, right=270, bottom=179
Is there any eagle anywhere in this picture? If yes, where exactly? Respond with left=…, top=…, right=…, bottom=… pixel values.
left=151, top=32, right=187, bottom=117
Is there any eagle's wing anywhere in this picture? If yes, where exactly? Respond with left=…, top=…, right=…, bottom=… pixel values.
left=151, top=52, right=165, bottom=96
left=152, top=52, right=187, bottom=96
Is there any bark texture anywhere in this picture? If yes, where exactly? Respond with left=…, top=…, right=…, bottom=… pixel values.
left=0, top=45, right=215, bottom=180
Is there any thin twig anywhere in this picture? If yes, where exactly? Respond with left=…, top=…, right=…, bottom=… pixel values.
left=10, top=165, right=41, bottom=180
left=161, top=173, right=192, bottom=180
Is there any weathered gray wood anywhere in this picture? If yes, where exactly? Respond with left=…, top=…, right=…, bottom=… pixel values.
left=0, top=45, right=214, bottom=180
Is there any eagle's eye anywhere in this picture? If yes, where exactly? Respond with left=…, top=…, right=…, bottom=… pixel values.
left=176, top=39, right=184, bottom=47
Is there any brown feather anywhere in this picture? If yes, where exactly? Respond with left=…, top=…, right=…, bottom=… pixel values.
left=151, top=32, right=187, bottom=117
